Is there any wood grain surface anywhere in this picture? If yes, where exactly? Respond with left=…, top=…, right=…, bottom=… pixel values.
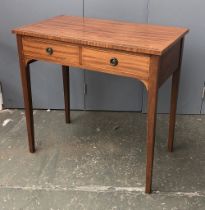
left=13, top=15, right=189, bottom=55
left=22, top=37, right=79, bottom=66
left=158, top=40, right=181, bottom=87
left=82, top=47, right=150, bottom=83
left=21, top=36, right=150, bottom=86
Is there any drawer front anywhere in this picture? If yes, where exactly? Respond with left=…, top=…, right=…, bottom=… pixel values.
left=22, top=37, right=79, bottom=66
left=82, top=47, right=150, bottom=80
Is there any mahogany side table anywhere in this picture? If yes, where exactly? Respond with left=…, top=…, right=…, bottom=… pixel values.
left=12, top=16, right=189, bottom=193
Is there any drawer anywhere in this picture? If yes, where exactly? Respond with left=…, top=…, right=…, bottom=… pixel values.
left=22, top=37, right=79, bottom=66
left=82, top=47, right=150, bottom=80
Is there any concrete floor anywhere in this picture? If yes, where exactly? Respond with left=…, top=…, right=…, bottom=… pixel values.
left=0, top=109, right=204, bottom=210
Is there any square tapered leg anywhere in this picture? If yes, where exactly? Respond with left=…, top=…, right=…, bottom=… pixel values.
left=168, top=39, right=184, bottom=152
left=62, top=66, right=70, bottom=124
left=145, top=55, right=160, bottom=193
left=17, top=35, right=35, bottom=153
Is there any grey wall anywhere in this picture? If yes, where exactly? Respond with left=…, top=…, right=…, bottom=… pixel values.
left=0, top=0, right=84, bottom=109
left=142, top=0, right=205, bottom=114
left=0, top=0, right=204, bottom=114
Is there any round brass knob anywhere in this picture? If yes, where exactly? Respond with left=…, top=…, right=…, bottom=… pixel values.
left=46, top=47, right=53, bottom=55
left=110, top=57, right=118, bottom=66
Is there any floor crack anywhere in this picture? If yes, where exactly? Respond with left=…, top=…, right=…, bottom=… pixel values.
left=0, top=185, right=205, bottom=197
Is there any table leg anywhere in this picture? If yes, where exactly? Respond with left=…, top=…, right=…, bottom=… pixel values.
left=17, top=36, right=35, bottom=153
left=145, top=56, right=160, bottom=193
left=62, top=66, right=70, bottom=123
left=168, top=39, right=184, bottom=152
left=167, top=70, right=181, bottom=152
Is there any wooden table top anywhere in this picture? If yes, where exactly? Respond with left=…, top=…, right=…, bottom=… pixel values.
left=13, top=15, right=189, bottom=55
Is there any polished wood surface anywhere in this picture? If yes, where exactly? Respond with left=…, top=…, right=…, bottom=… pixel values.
left=159, top=40, right=181, bottom=87
left=13, top=16, right=188, bottom=193
left=82, top=47, right=150, bottom=85
left=22, top=37, right=79, bottom=66
left=22, top=36, right=151, bottom=88
left=13, top=15, right=188, bottom=55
